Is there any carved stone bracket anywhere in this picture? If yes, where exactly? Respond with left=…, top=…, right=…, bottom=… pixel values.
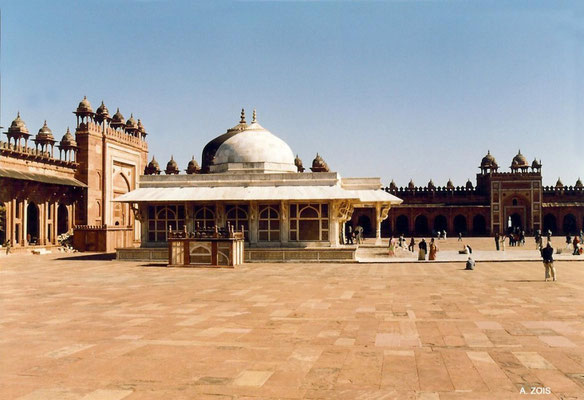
left=249, top=202, right=258, bottom=221
left=378, top=205, right=391, bottom=222
left=280, top=201, right=287, bottom=221
left=130, top=203, right=144, bottom=222
left=334, top=200, right=354, bottom=223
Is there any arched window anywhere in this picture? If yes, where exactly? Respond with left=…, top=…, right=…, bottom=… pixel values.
left=226, top=205, right=248, bottom=238
left=512, top=198, right=518, bottom=206
left=289, top=203, right=329, bottom=241
left=147, top=205, right=185, bottom=242
left=193, top=206, right=215, bottom=229
left=258, top=205, right=280, bottom=241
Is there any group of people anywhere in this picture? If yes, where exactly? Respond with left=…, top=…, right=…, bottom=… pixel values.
left=388, top=235, right=439, bottom=260
left=564, top=232, right=583, bottom=255
left=493, top=230, right=526, bottom=251
left=344, top=225, right=364, bottom=245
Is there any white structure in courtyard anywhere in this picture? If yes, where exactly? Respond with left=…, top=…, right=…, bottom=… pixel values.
left=115, top=110, right=401, bottom=254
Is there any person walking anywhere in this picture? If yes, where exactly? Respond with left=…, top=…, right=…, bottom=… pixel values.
left=500, top=234, right=506, bottom=251
left=458, top=232, right=462, bottom=242
left=408, top=237, right=415, bottom=252
left=388, top=237, right=395, bottom=256
left=418, top=238, right=427, bottom=260
left=573, top=235, right=581, bottom=256
left=494, top=233, right=500, bottom=251
left=566, top=234, right=572, bottom=250
left=541, top=242, right=556, bottom=281
left=356, top=225, right=364, bottom=244
left=429, top=238, right=438, bottom=260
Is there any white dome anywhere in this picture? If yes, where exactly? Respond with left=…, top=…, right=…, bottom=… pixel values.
left=211, top=116, right=296, bottom=173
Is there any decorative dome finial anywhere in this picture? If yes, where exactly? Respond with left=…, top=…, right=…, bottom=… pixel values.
left=294, top=154, right=305, bottom=172
left=252, top=108, right=257, bottom=123
left=240, top=108, right=246, bottom=124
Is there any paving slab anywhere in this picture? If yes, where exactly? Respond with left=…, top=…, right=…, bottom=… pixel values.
left=1, top=252, right=583, bottom=399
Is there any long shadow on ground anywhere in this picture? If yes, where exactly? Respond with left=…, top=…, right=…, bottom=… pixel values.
left=55, top=253, right=116, bottom=261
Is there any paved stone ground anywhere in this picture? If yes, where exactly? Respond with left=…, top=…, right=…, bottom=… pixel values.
left=1, top=253, right=584, bottom=399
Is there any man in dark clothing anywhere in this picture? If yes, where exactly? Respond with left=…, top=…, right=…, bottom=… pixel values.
left=541, top=243, right=555, bottom=282
left=494, top=233, right=500, bottom=251
left=346, top=224, right=353, bottom=245
left=418, top=239, right=427, bottom=260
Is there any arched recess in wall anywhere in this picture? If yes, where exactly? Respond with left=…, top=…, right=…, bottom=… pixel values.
left=113, top=173, right=131, bottom=226
left=27, top=202, right=40, bottom=245
left=57, top=203, right=69, bottom=235
left=453, top=214, right=467, bottom=235
left=414, top=215, right=429, bottom=235
left=433, top=215, right=447, bottom=233
left=357, top=214, right=372, bottom=236
left=395, top=215, right=409, bottom=235
left=472, top=215, right=487, bottom=235
left=562, top=214, right=577, bottom=235
left=543, top=214, right=557, bottom=234
left=380, top=219, right=391, bottom=237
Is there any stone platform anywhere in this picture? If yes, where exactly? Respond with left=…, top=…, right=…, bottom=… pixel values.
left=1, top=252, right=584, bottom=399
left=116, top=246, right=357, bottom=263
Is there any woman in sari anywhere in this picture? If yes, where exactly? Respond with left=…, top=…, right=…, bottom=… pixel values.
left=429, top=238, right=438, bottom=260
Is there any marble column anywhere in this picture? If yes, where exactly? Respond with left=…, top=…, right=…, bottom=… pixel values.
left=375, top=204, right=382, bottom=245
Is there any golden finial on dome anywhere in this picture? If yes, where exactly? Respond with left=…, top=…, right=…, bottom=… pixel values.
left=240, top=108, right=246, bottom=124
left=252, top=108, right=257, bottom=123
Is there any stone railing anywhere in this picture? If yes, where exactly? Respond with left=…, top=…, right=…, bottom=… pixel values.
left=0, top=141, right=77, bottom=168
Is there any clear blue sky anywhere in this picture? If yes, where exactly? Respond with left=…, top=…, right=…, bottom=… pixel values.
left=1, top=0, right=583, bottom=187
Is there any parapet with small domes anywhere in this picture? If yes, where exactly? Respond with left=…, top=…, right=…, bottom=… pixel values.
left=144, top=156, right=161, bottom=175
left=311, top=153, right=329, bottom=172
left=186, top=156, right=201, bottom=174
left=165, top=156, right=180, bottom=175
left=295, top=154, right=305, bottom=172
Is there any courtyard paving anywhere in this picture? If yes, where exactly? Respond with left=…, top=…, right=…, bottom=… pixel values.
left=1, top=252, right=584, bottom=399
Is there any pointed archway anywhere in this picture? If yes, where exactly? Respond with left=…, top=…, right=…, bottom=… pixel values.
left=27, top=202, right=40, bottom=245
left=57, top=204, right=69, bottom=235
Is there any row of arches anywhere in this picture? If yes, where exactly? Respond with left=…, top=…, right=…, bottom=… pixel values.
left=542, top=213, right=583, bottom=235
left=1, top=201, right=69, bottom=246
left=25, top=203, right=70, bottom=244
left=390, top=214, right=487, bottom=236
left=146, top=203, right=331, bottom=243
